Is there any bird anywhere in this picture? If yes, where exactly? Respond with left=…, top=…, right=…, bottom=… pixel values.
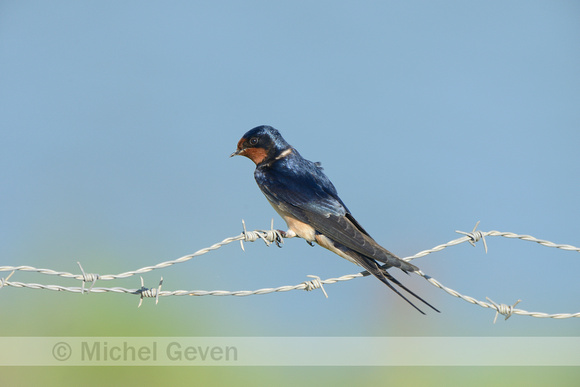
left=231, top=125, right=438, bottom=314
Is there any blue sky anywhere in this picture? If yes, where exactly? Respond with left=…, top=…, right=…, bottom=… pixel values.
left=1, top=0, right=579, bottom=371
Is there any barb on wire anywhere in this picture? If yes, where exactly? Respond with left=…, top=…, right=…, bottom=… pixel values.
left=455, top=220, right=488, bottom=253
left=240, top=219, right=284, bottom=250
left=486, top=297, right=521, bottom=324
left=1, top=221, right=579, bottom=321
left=77, top=262, right=99, bottom=294
left=135, top=276, right=164, bottom=307
left=303, top=275, right=328, bottom=298
left=0, top=271, right=15, bottom=289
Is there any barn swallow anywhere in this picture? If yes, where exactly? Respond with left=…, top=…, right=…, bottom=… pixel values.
left=231, top=125, right=438, bottom=314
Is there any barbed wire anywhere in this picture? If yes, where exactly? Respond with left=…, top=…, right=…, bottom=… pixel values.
left=1, top=221, right=579, bottom=322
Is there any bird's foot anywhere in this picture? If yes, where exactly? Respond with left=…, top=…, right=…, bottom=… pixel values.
left=277, top=229, right=296, bottom=240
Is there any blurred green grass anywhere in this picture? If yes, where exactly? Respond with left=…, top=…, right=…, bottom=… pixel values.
left=1, top=366, right=579, bottom=386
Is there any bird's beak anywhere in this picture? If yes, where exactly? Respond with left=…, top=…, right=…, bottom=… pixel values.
left=230, top=138, right=246, bottom=158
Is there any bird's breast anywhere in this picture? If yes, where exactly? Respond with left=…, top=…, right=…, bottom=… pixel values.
left=266, top=200, right=317, bottom=242
left=282, top=215, right=317, bottom=242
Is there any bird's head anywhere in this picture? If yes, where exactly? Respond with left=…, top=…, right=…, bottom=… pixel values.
left=230, top=125, right=291, bottom=165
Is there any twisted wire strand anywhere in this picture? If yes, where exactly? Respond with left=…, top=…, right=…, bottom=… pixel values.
left=1, top=222, right=579, bottom=320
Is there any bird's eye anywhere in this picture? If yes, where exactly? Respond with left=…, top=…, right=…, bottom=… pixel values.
left=249, top=137, right=259, bottom=146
